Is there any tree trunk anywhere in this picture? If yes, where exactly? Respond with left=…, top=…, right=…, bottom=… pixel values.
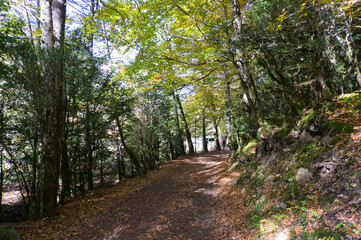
left=341, top=10, right=361, bottom=87
left=39, top=0, right=66, bottom=217
left=202, top=111, right=208, bottom=152
left=168, top=132, right=175, bottom=160
left=0, top=149, right=3, bottom=221
left=120, top=152, right=126, bottom=177
left=29, top=122, right=39, bottom=219
left=317, top=75, right=331, bottom=100
left=173, top=103, right=185, bottom=156
left=60, top=112, right=70, bottom=205
left=213, top=119, right=221, bottom=151
left=193, top=118, right=197, bottom=154
left=115, top=117, right=143, bottom=175
left=85, top=102, right=94, bottom=191
left=224, top=71, right=232, bottom=143
left=233, top=58, right=259, bottom=124
left=174, top=91, right=194, bottom=154
left=139, top=128, right=148, bottom=172
left=100, top=157, right=104, bottom=187
left=116, top=139, right=124, bottom=181
left=78, top=157, right=85, bottom=195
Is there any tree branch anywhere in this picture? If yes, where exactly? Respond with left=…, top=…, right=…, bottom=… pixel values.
left=99, top=0, right=126, bottom=22
left=153, top=55, right=208, bottom=66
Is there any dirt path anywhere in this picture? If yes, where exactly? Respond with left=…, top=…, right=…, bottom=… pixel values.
left=19, top=151, right=248, bottom=240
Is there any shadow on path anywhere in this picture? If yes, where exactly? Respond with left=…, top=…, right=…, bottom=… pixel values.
left=20, top=151, right=243, bottom=240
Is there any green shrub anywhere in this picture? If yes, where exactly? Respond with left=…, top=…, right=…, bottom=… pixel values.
left=0, top=229, right=21, bottom=240
left=327, top=121, right=354, bottom=134
left=299, top=109, right=316, bottom=128
left=300, top=228, right=342, bottom=240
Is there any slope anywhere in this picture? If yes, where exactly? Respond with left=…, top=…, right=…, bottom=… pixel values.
left=232, top=91, right=361, bottom=239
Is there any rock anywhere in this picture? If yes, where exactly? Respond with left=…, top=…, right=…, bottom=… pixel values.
left=308, top=123, right=319, bottom=133
left=295, top=168, right=312, bottom=182
left=231, top=179, right=238, bottom=186
left=313, top=161, right=337, bottom=178
left=289, top=130, right=299, bottom=138
left=299, top=131, right=314, bottom=142
left=321, top=135, right=332, bottom=146
left=274, top=228, right=290, bottom=240
left=275, top=201, right=287, bottom=209
left=265, top=175, right=273, bottom=182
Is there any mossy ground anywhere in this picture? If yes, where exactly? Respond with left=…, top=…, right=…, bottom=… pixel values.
left=232, top=91, right=361, bottom=239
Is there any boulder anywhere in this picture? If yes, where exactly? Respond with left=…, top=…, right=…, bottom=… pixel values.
left=295, top=167, right=312, bottom=182
left=231, top=179, right=238, bottom=186
left=299, top=131, right=314, bottom=142
left=275, top=201, right=287, bottom=209
left=308, top=123, right=319, bottom=134
left=321, top=135, right=332, bottom=146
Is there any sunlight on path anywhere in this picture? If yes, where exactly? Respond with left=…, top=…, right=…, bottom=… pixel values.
left=19, top=151, right=245, bottom=240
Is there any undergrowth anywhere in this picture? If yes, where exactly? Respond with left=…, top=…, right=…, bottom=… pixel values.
left=234, top=91, right=361, bottom=239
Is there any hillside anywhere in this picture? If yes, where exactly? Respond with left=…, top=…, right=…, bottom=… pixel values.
left=231, top=91, right=361, bottom=239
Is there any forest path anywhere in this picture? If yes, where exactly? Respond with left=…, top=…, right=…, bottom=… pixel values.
left=20, top=151, right=248, bottom=239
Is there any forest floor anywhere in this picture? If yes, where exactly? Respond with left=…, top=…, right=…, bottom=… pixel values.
left=18, top=151, right=253, bottom=240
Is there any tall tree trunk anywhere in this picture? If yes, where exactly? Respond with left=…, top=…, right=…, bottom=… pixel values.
left=78, top=151, right=85, bottom=195
left=202, top=111, right=208, bottom=152
left=0, top=149, right=3, bottom=221
left=193, top=118, right=197, bottom=154
left=230, top=0, right=259, bottom=125
left=341, top=9, right=361, bottom=87
left=39, top=0, right=66, bottom=217
left=85, top=102, right=94, bottom=191
left=213, top=119, right=221, bottom=151
left=115, top=117, right=143, bottom=175
left=147, top=132, right=157, bottom=170
left=139, top=128, right=148, bottom=172
left=115, top=155, right=122, bottom=180
left=60, top=111, right=70, bottom=205
left=224, top=71, right=232, bottom=143
left=99, top=157, right=104, bottom=187
left=29, top=121, right=39, bottom=219
left=167, top=132, right=175, bottom=160
left=85, top=0, right=96, bottom=191
left=116, top=140, right=125, bottom=181
left=233, top=58, right=259, bottom=124
left=174, top=91, right=194, bottom=154
left=316, top=75, right=331, bottom=100
left=173, top=104, right=185, bottom=156
left=166, top=109, right=176, bottom=160
left=120, top=152, right=125, bottom=177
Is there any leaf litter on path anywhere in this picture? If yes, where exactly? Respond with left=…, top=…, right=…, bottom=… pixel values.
left=19, top=151, right=251, bottom=240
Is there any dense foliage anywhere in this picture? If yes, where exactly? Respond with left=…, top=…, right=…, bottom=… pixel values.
left=0, top=0, right=360, bottom=220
